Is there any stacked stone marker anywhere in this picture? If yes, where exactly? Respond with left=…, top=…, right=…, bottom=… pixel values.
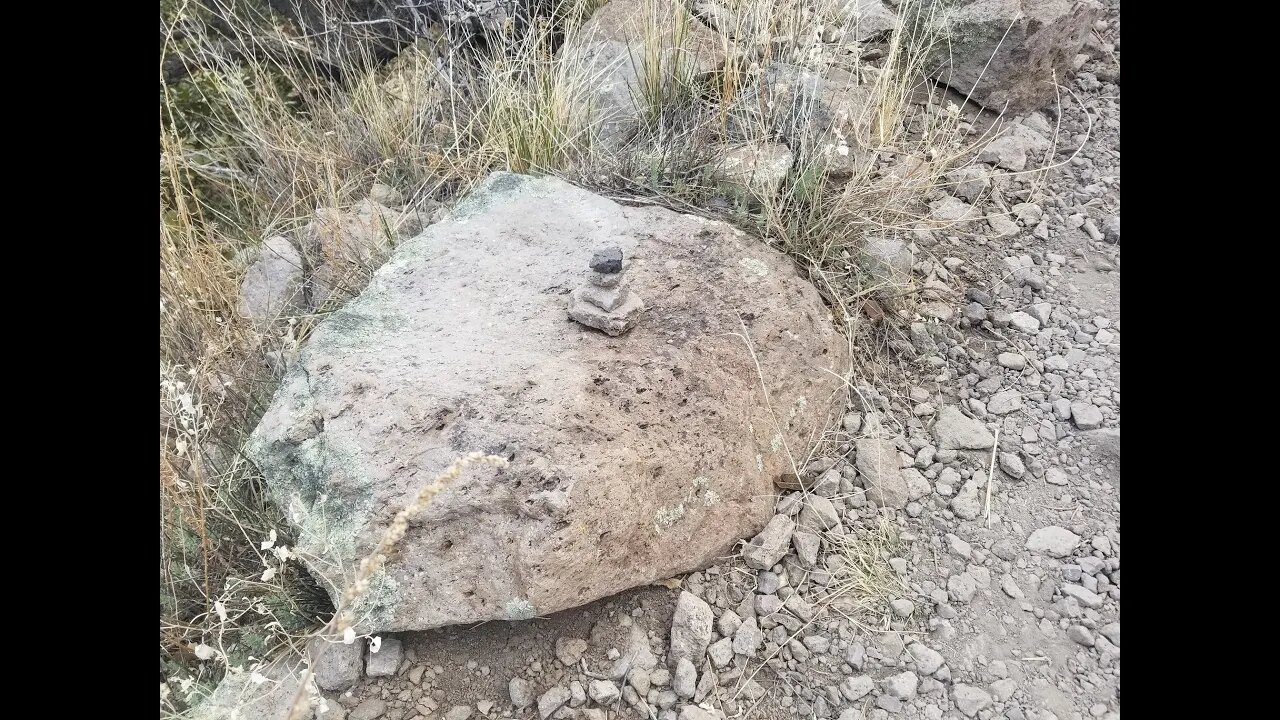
left=567, top=246, right=645, bottom=336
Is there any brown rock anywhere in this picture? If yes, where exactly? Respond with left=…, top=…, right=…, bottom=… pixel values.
left=248, top=173, right=848, bottom=631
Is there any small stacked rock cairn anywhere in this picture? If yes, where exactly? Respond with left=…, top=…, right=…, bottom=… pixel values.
left=567, top=246, right=645, bottom=336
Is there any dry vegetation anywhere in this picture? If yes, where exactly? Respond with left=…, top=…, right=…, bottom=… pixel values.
left=159, top=0, right=1010, bottom=713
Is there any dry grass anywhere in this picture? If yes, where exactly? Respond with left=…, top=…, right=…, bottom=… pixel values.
left=159, top=0, right=1033, bottom=712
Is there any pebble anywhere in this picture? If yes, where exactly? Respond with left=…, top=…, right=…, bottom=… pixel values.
left=1070, top=401, right=1105, bottom=430
left=907, top=643, right=945, bottom=675
left=997, top=352, right=1026, bottom=370
left=555, top=637, right=588, bottom=666
left=890, top=599, right=916, bottom=618
left=350, top=699, right=387, bottom=720
left=365, top=638, right=403, bottom=678
left=1026, top=526, right=1081, bottom=557
left=882, top=671, right=919, bottom=699
left=537, top=686, right=570, bottom=719
left=951, top=684, right=993, bottom=718
left=1008, top=312, right=1041, bottom=333
left=840, top=675, right=874, bottom=701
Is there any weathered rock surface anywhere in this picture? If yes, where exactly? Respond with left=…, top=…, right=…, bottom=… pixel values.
left=238, top=236, right=306, bottom=325
left=559, top=0, right=725, bottom=148
left=712, top=142, right=795, bottom=198
left=921, top=0, right=1102, bottom=113
left=730, top=63, right=875, bottom=178
left=247, top=172, right=848, bottom=631
left=855, top=438, right=909, bottom=508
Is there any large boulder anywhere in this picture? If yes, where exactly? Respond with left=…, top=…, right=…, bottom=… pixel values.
left=921, top=0, right=1102, bottom=114
left=247, top=172, right=848, bottom=632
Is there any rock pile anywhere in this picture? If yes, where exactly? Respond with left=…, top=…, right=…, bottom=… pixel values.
left=567, top=246, right=646, bottom=336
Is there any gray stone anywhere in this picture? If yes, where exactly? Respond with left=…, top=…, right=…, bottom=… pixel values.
left=933, top=406, right=995, bottom=450
left=1067, top=625, right=1095, bottom=646
left=907, top=643, right=945, bottom=675
left=350, top=699, right=388, bottom=720
left=1008, top=311, right=1041, bottom=333
left=799, top=496, right=842, bottom=532
left=836, top=0, right=899, bottom=41
left=731, top=63, right=875, bottom=178
left=803, top=635, right=831, bottom=654
left=365, top=637, right=402, bottom=678
left=670, top=592, right=714, bottom=666
left=716, top=610, right=741, bottom=638
left=947, top=573, right=978, bottom=603
left=589, top=679, right=621, bottom=705
left=444, top=707, right=473, bottom=720
left=673, top=657, right=697, bottom=698
left=732, top=617, right=763, bottom=657
left=1100, top=622, right=1120, bottom=646
left=931, top=196, right=975, bottom=223
left=510, top=677, right=535, bottom=709
left=952, top=684, right=993, bottom=718
left=882, top=671, right=919, bottom=699
left=951, top=479, right=983, bottom=521
left=1062, top=583, right=1104, bottom=608
left=560, top=0, right=725, bottom=148
left=568, top=284, right=645, bottom=336
left=238, top=236, right=305, bottom=325
left=590, top=247, right=623, bottom=274
left=997, top=352, right=1027, bottom=370
left=1045, top=468, right=1070, bottom=486
left=707, top=637, right=734, bottom=668
left=556, top=637, right=588, bottom=666
left=538, top=686, right=571, bottom=719
left=999, top=452, right=1025, bottom=478
left=793, top=529, right=821, bottom=567
left=891, top=599, right=916, bottom=618
left=743, top=514, right=796, bottom=570
left=987, top=390, right=1023, bottom=415
left=1103, top=215, right=1120, bottom=243
left=246, top=173, right=847, bottom=632
left=310, top=637, right=364, bottom=691
left=845, top=642, right=866, bottom=670
left=713, top=142, right=795, bottom=197
left=946, top=166, right=989, bottom=203
left=856, top=438, right=910, bottom=508
left=1026, top=527, right=1080, bottom=558
left=368, top=182, right=402, bottom=207
left=1070, top=401, right=1105, bottom=430
left=678, top=706, right=724, bottom=720
left=840, top=675, right=874, bottom=701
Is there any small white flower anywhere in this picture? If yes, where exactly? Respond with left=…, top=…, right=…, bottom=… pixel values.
left=249, top=672, right=268, bottom=685
left=273, top=545, right=291, bottom=563
left=369, top=636, right=382, bottom=653
left=260, top=529, right=277, bottom=550
left=160, top=684, right=170, bottom=702
left=342, top=627, right=356, bottom=644
left=194, top=643, right=216, bottom=661
left=214, top=601, right=228, bottom=622
left=261, top=567, right=276, bottom=582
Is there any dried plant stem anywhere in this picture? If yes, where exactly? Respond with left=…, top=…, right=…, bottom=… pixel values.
left=285, top=452, right=509, bottom=720
left=984, top=427, right=1000, bottom=528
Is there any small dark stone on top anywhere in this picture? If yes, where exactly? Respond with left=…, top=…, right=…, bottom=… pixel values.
left=590, top=246, right=624, bottom=274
